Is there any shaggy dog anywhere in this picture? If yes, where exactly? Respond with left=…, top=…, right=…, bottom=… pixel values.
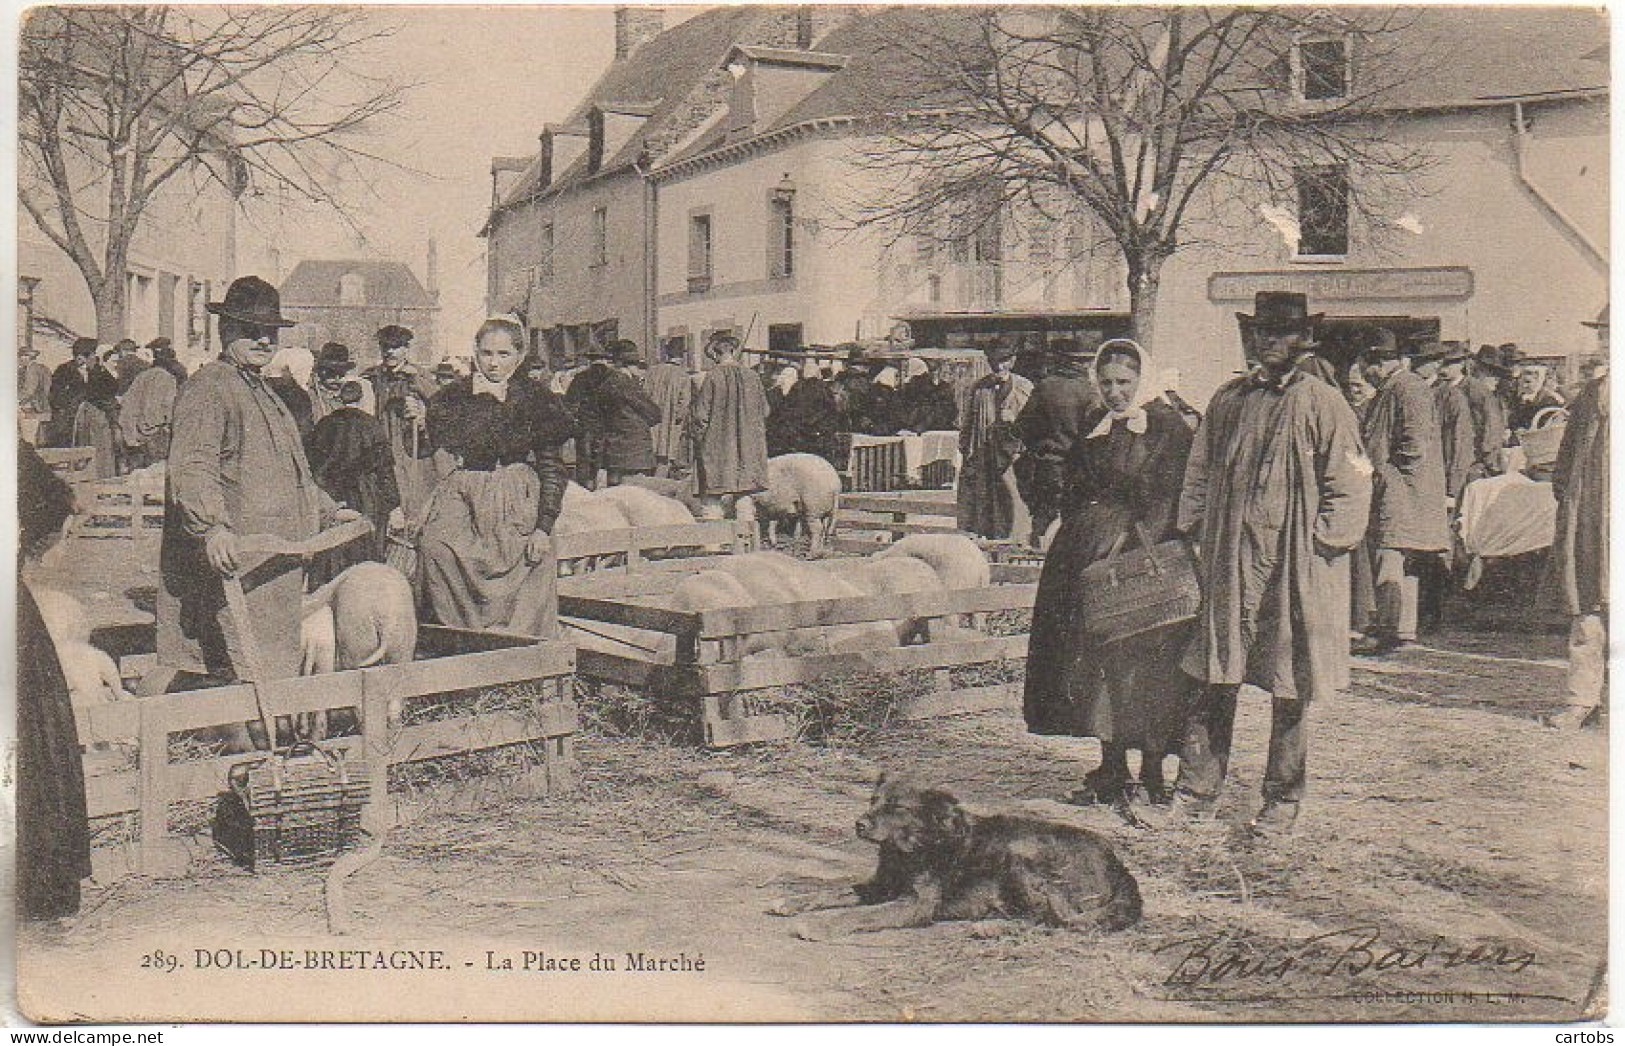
left=769, top=773, right=1142, bottom=939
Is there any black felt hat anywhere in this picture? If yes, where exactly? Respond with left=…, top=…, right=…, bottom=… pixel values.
left=207, top=276, right=296, bottom=328
left=1236, top=290, right=1323, bottom=332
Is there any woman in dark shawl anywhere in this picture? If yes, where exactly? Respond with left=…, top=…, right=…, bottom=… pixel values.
left=17, top=442, right=93, bottom=920
left=1022, top=339, right=1195, bottom=808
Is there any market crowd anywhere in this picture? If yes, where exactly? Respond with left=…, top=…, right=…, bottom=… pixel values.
left=16, top=276, right=1607, bottom=922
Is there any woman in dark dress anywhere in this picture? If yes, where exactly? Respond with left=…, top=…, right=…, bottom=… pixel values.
left=18, top=442, right=93, bottom=920
left=419, top=316, right=575, bottom=636
left=1022, top=339, right=1195, bottom=807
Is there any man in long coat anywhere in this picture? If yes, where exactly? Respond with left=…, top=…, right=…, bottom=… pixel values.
left=44, top=337, right=117, bottom=450
left=566, top=339, right=663, bottom=486
left=119, top=338, right=185, bottom=466
left=688, top=333, right=769, bottom=518
left=159, top=276, right=348, bottom=684
left=957, top=342, right=1033, bottom=540
left=1175, top=291, right=1372, bottom=837
left=1412, top=340, right=1476, bottom=632
left=1463, top=346, right=1511, bottom=481
left=646, top=340, right=693, bottom=477
left=767, top=355, right=841, bottom=463
left=1015, top=336, right=1102, bottom=547
left=19, top=345, right=51, bottom=417
left=1354, top=330, right=1451, bottom=655
left=362, top=324, right=437, bottom=518
left=1550, top=308, right=1609, bottom=729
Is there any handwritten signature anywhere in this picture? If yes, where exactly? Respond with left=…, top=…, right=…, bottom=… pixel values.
left=1155, top=926, right=1536, bottom=987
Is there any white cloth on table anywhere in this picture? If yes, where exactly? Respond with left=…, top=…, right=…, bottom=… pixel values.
left=1456, top=472, right=1558, bottom=587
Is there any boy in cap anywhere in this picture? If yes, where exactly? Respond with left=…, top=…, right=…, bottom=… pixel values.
left=363, top=323, right=437, bottom=516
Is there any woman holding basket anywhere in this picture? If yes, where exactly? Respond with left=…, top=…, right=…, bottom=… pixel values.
left=1022, top=338, right=1197, bottom=809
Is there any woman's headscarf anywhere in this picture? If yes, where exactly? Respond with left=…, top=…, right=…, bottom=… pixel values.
left=903, top=356, right=928, bottom=382
left=1092, top=338, right=1160, bottom=411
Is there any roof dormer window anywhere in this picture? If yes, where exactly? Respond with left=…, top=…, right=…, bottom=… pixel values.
left=1294, top=35, right=1350, bottom=101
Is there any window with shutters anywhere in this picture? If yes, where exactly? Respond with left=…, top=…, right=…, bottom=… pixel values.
left=1296, top=165, right=1350, bottom=257
left=590, top=207, right=608, bottom=268
left=768, top=197, right=794, bottom=279
left=688, top=212, right=713, bottom=293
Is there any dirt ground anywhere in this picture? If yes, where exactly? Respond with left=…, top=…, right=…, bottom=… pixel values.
left=17, top=590, right=1606, bottom=1023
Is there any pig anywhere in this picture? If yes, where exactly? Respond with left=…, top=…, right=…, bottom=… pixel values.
left=618, top=474, right=707, bottom=518
left=302, top=562, right=418, bottom=730
left=822, top=555, right=945, bottom=645
left=707, top=552, right=893, bottom=656
left=58, top=641, right=131, bottom=706
left=33, top=587, right=90, bottom=647
left=552, top=494, right=633, bottom=573
left=596, top=483, right=698, bottom=529
left=877, top=533, right=991, bottom=591
left=752, top=454, right=842, bottom=556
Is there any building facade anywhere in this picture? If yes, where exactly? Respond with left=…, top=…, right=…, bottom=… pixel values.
left=280, top=257, right=441, bottom=369
left=19, top=161, right=239, bottom=370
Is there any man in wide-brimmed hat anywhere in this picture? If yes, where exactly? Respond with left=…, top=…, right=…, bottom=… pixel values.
left=1173, top=289, right=1372, bottom=838
left=1353, top=326, right=1450, bottom=657
left=566, top=338, right=662, bottom=487
left=957, top=339, right=1034, bottom=540
left=1236, top=291, right=1335, bottom=386
left=1463, top=345, right=1511, bottom=475
left=159, top=275, right=357, bottom=686
left=646, top=338, right=693, bottom=477
left=362, top=322, right=436, bottom=517
left=1014, top=335, right=1104, bottom=547
left=1551, top=306, right=1609, bottom=729
left=307, top=342, right=357, bottom=423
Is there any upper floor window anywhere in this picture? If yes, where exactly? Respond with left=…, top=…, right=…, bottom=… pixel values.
left=338, top=272, right=366, bottom=305
left=1296, top=165, right=1350, bottom=257
left=590, top=207, right=608, bottom=268
left=688, top=212, right=713, bottom=292
left=1295, top=36, right=1349, bottom=101
left=769, top=197, right=794, bottom=279
left=540, top=223, right=555, bottom=283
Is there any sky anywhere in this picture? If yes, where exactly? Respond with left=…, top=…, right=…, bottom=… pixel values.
left=236, top=5, right=697, bottom=357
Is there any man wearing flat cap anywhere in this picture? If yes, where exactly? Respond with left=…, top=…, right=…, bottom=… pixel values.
left=1014, top=335, right=1103, bottom=548
left=362, top=323, right=437, bottom=517
left=1550, top=306, right=1609, bottom=729
left=957, top=339, right=1034, bottom=540
left=159, top=275, right=358, bottom=685
left=1174, top=290, right=1372, bottom=837
left=1353, top=328, right=1449, bottom=656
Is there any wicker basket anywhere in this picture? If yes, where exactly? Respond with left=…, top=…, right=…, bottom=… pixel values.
left=1078, top=525, right=1202, bottom=645
left=1516, top=407, right=1569, bottom=473
left=213, top=743, right=369, bottom=871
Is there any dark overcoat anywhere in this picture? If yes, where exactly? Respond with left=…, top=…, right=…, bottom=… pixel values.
left=1362, top=368, right=1450, bottom=552
left=1550, top=375, right=1608, bottom=615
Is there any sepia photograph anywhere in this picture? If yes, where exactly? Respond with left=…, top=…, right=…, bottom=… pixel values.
left=9, top=1, right=1612, bottom=1026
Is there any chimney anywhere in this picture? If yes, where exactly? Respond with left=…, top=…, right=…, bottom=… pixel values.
left=614, top=6, right=664, bottom=61
left=426, top=239, right=439, bottom=302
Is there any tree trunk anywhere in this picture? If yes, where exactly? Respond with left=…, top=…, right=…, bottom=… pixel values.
left=1126, top=255, right=1164, bottom=355
left=93, top=274, right=128, bottom=344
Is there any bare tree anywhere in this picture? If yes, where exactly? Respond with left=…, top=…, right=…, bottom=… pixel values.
left=19, top=6, right=410, bottom=340
left=845, top=6, right=1436, bottom=349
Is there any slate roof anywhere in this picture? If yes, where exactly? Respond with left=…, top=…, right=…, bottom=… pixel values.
left=281, top=260, right=434, bottom=308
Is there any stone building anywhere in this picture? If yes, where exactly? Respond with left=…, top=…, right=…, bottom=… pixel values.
left=279, top=253, right=441, bottom=368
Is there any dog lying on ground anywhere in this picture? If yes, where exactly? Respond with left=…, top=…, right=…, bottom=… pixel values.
left=767, top=773, right=1142, bottom=939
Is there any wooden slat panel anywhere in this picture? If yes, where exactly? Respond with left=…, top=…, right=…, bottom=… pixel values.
left=694, top=583, right=1038, bottom=637
left=85, top=769, right=140, bottom=819
left=557, top=571, right=685, bottom=600
left=552, top=521, right=736, bottom=560
left=76, top=701, right=142, bottom=744
left=705, top=713, right=794, bottom=747
left=990, top=563, right=1044, bottom=584
left=376, top=643, right=574, bottom=701
left=572, top=649, right=705, bottom=695
left=555, top=594, right=698, bottom=636
left=418, top=624, right=535, bottom=655
left=145, top=671, right=366, bottom=735
left=835, top=520, right=962, bottom=536
left=394, top=710, right=547, bottom=763
left=898, top=683, right=1021, bottom=720
left=700, top=634, right=1029, bottom=691
left=839, top=493, right=957, bottom=515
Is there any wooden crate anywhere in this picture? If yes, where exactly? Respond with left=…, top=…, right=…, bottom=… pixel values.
left=847, top=438, right=909, bottom=492
left=68, top=472, right=167, bottom=546
left=833, top=490, right=962, bottom=554
left=560, top=559, right=1038, bottom=747
left=551, top=519, right=753, bottom=573
left=38, top=446, right=96, bottom=482
left=78, top=623, right=577, bottom=878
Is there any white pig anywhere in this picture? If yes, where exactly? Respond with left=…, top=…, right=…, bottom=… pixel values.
left=752, top=454, right=842, bottom=556
left=821, top=555, right=944, bottom=645
left=58, top=640, right=130, bottom=706
left=33, top=587, right=90, bottom=647
left=876, top=533, right=991, bottom=591
left=596, top=483, right=697, bottom=529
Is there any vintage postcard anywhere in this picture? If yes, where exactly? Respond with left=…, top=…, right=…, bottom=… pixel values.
left=11, top=1, right=1610, bottom=1024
